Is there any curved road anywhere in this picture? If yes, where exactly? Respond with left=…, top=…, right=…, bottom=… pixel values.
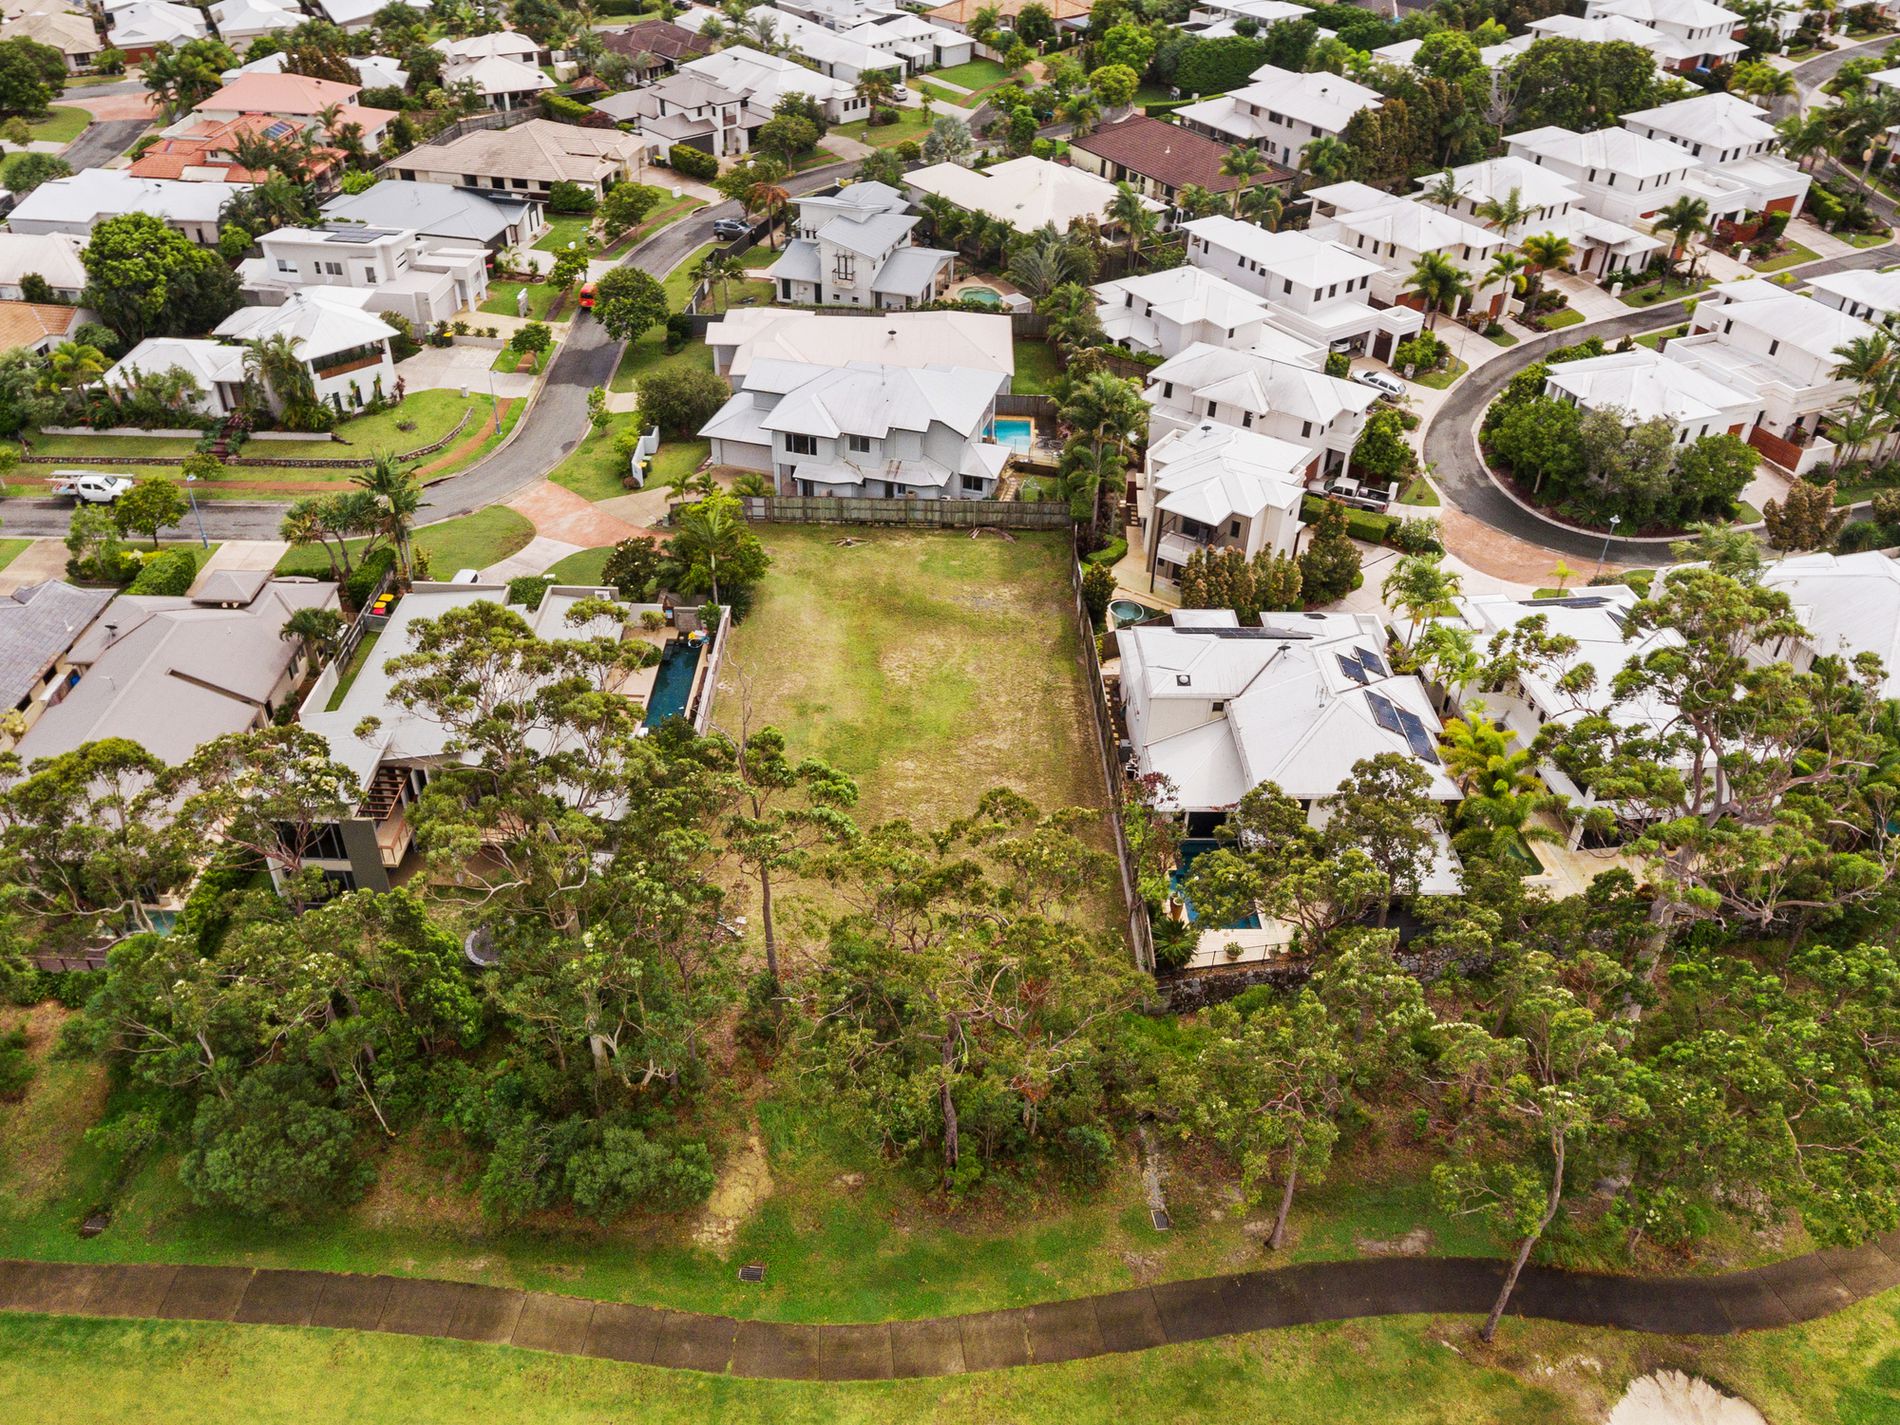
left=1422, top=244, right=1897, bottom=565
left=2, top=1231, right=1898, bottom=1380
left=0, top=160, right=860, bottom=541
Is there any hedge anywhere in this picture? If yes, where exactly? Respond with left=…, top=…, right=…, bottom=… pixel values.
left=508, top=574, right=555, bottom=608
left=344, top=547, right=396, bottom=609
left=667, top=145, right=719, bottom=181
left=1301, top=493, right=1397, bottom=545
left=1142, top=98, right=1197, bottom=118
left=1083, top=536, right=1127, bottom=565
left=126, top=547, right=199, bottom=596
left=543, top=93, right=599, bottom=126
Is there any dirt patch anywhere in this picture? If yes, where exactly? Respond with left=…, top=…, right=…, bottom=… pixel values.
left=1609, top=1371, right=1767, bottom=1425
left=1355, top=1226, right=1435, bottom=1257
left=692, top=1130, right=772, bottom=1256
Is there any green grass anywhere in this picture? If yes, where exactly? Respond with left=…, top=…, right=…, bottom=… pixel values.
left=916, top=80, right=958, bottom=106
left=925, top=57, right=1013, bottom=100
left=611, top=328, right=714, bottom=393
left=1414, top=358, right=1469, bottom=389
left=1634, top=324, right=1687, bottom=350
left=1751, top=240, right=1820, bottom=273
left=532, top=214, right=593, bottom=253
left=607, top=195, right=706, bottom=254
left=1398, top=478, right=1439, bottom=507
left=1843, top=229, right=1892, bottom=249
left=547, top=418, right=634, bottom=502
left=323, top=629, right=381, bottom=711
left=480, top=281, right=571, bottom=322
left=1012, top=337, right=1064, bottom=396
left=648, top=437, right=708, bottom=490
left=788, top=146, right=840, bottom=174
left=1482, top=328, right=1518, bottom=347
left=1618, top=275, right=1708, bottom=308
left=268, top=390, right=480, bottom=457
left=26, top=105, right=88, bottom=145
left=1534, top=308, right=1586, bottom=331
left=0, top=537, right=30, bottom=572
left=542, top=545, right=614, bottom=583
left=416, top=395, right=520, bottom=482
left=1732, top=500, right=1762, bottom=525
left=716, top=528, right=1102, bottom=827
left=492, top=342, right=556, bottom=374
left=833, top=106, right=933, bottom=148
left=3, top=1290, right=1899, bottom=1425
left=275, top=505, right=533, bottom=579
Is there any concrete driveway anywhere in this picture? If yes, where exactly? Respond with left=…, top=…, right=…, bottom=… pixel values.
left=396, top=344, right=537, bottom=398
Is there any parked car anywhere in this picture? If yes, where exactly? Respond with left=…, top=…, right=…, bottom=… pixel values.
left=711, top=217, right=749, bottom=240
left=50, top=473, right=135, bottom=504
left=890, top=83, right=910, bottom=102
left=1351, top=369, right=1407, bottom=399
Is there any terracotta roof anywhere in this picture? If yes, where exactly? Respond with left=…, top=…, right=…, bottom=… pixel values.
left=195, top=70, right=361, bottom=115
left=0, top=300, right=79, bottom=349
left=599, top=18, right=710, bottom=64
left=1068, top=115, right=1294, bottom=194
left=927, top=0, right=1091, bottom=20
left=129, top=113, right=347, bottom=182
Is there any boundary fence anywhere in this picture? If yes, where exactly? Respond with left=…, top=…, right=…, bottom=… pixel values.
left=19, top=408, right=475, bottom=471
left=737, top=496, right=1072, bottom=529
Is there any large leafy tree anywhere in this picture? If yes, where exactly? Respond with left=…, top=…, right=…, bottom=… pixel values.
left=592, top=266, right=668, bottom=343
left=81, top=213, right=242, bottom=347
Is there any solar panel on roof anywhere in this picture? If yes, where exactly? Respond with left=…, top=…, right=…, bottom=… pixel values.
left=1336, top=651, right=1368, bottom=685
left=1358, top=648, right=1387, bottom=678
left=1523, top=594, right=1610, bottom=609
left=1395, top=708, right=1441, bottom=764
left=1366, top=690, right=1402, bottom=733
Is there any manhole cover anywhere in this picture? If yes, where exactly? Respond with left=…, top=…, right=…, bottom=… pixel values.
left=738, top=1264, right=765, bottom=1283
left=1150, top=1209, right=1172, bottom=1232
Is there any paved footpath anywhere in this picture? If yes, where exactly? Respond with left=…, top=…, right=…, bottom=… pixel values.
left=4, top=1232, right=1899, bottom=1381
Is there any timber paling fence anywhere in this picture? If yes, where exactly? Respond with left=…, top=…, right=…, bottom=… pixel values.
left=737, top=496, right=1073, bottom=529
left=19, top=409, right=475, bottom=471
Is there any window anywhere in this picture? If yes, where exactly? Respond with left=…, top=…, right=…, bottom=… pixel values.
left=323, top=261, right=343, bottom=276
left=1282, top=278, right=1292, bottom=294
left=1227, top=520, right=1240, bottom=537
left=1301, top=420, right=1312, bottom=438
left=1211, top=700, right=1225, bottom=712
left=848, top=433, right=870, bottom=453
left=833, top=252, right=856, bottom=282
left=1205, top=401, right=1218, bottom=418
left=785, top=433, right=817, bottom=455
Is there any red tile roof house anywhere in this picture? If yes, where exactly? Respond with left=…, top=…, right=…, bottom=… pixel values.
left=186, top=71, right=397, bottom=151
left=1066, top=114, right=1295, bottom=208
left=131, top=114, right=348, bottom=184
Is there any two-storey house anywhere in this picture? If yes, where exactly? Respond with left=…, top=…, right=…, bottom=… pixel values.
left=1092, top=265, right=1276, bottom=360
left=1582, top=0, right=1746, bottom=71
left=1138, top=421, right=1310, bottom=593
left=767, top=182, right=956, bottom=310
left=1305, top=182, right=1509, bottom=322
left=1174, top=64, right=1381, bottom=170
left=1145, top=339, right=1377, bottom=475
left=242, top=222, right=491, bottom=328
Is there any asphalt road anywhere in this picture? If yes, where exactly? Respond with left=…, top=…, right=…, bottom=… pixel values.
left=1790, top=32, right=1895, bottom=95
left=59, top=117, right=151, bottom=174
left=0, top=160, right=863, bottom=541
left=1420, top=245, right=1897, bottom=565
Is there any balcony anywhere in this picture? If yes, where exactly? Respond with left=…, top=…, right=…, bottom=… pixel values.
left=311, top=348, right=387, bottom=381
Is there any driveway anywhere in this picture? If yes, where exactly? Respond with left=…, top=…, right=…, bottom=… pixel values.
left=61, top=116, right=150, bottom=171
left=1419, top=246, right=1897, bottom=567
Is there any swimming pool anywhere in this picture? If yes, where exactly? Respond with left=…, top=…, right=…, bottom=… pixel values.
left=959, top=286, right=1004, bottom=308
left=643, top=638, right=703, bottom=726
left=989, top=417, right=1033, bottom=453
left=1169, top=838, right=1263, bottom=929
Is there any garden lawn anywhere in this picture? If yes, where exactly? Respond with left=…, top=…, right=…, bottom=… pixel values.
left=612, top=326, right=714, bottom=393
left=323, top=629, right=381, bottom=711
left=833, top=106, right=932, bottom=147
left=1398, top=478, right=1439, bottom=507
left=714, top=528, right=1103, bottom=827
left=547, top=418, right=634, bottom=502
left=648, top=437, right=709, bottom=489
left=925, top=57, right=1012, bottom=103
left=275, top=506, right=531, bottom=581
left=493, top=342, right=556, bottom=374
left=255, top=390, right=481, bottom=459
left=1844, top=230, right=1892, bottom=248
left=532, top=214, right=593, bottom=253
left=611, top=195, right=706, bottom=252
left=542, top=544, right=613, bottom=583
left=3, top=1290, right=1899, bottom=1425
left=1415, top=358, right=1468, bottom=389
left=1483, top=328, right=1518, bottom=347
left=1618, top=275, right=1708, bottom=307
left=0, top=537, right=31, bottom=572
left=1013, top=337, right=1064, bottom=396
left=1634, top=324, right=1686, bottom=349
left=27, top=105, right=88, bottom=145
left=1535, top=309, right=1585, bottom=331
left=480, top=281, right=570, bottom=322
left=1751, top=240, right=1820, bottom=273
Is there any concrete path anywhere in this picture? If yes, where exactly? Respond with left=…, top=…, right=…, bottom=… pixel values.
left=481, top=533, right=583, bottom=582
left=506, top=480, right=654, bottom=547
left=0, top=539, right=68, bottom=596
left=4, top=1232, right=1899, bottom=1381
left=187, top=540, right=287, bottom=593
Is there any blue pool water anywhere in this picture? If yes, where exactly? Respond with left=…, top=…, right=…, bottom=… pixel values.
left=990, top=417, right=1033, bottom=453
left=1169, top=837, right=1263, bottom=928
left=960, top=286, right=1004, bottom=308
left=644, top=638, right=703, bottom=726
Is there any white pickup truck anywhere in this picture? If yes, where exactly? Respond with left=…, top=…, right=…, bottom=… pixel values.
left=50, top=472, right=136, bottom=504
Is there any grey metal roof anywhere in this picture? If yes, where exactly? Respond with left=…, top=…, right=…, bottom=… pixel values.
left=0, top=581, right=113, bottom=713
left=321, top=180, right=534, bottom=244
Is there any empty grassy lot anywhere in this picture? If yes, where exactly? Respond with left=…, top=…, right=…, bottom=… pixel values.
left=711, top=528, right=1103, bottom=826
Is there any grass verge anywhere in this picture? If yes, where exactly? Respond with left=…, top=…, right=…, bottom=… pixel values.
left=481, top=281, right=570, bottom=323
left=0, top=537, right=30, bottom=572
left=1750, top=241, right=1819, bottom=273
left=29, top=105, right=88, bottom=145
left=543, top=544, right=613, bottom=583
left=532, top=214, right=593, bottom=253
left=1415, top=358, right=1468, bottom=389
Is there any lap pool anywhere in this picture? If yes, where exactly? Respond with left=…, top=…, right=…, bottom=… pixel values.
left=642, top=637, right=704, bottom=727
left=989, top=417, right=1033, bottom=453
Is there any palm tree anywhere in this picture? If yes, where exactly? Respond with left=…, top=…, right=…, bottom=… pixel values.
left=280, top=605, right=345, bottom=667
left=1412, top=621, right=1481, bottom=712
left=1730, top=59, right=1797, bottom=115
left=351, top=451, right=423, bottom=583
left=1106, top=181, right=1159, bottom=265
left=748, top=181, right=790, bottom=250
left=1058, top=90, right=1102, bottom=137
left=1482, top=251, right=1529, bottom=317
left=1438, top=716, right=1564, bottom=866
left=1406, top=251, right=1471, bottom=330
left=922, top=113, right=974, bottom=167
left=1175, top=183, right=1221, bottom=220
left=1059, top=371, right=1147, bottom=542
left=1421, top=169, right=1466, bottom=213
left=44, top=340, right=106, bottom=396
left=1219, top=144, right=1267, bottom=217
left=241, top=332, right=316, bottom=417
left=1298, top=134, right=1353, bottom=188
left=1474, top=185, right=1532, bottom=236
left=854, top=69, right=898, bottom=112
left=1652, top=195, right=1710, bottom=281
left=1517, top=232, right=1574, bottom=313
left=693, top=249, right=738, bottom=312
left=1038, top=281, right=1104, bottom=358
left=1005, top=227, right=1086, bottom=302
left=1775, top=111, right=1832, bottom=173
left=1382, top=551, right=1462, bottom=648
left=1240, top=182, right=1284, bottom=232
left=668, top=495, right=748, bottom=604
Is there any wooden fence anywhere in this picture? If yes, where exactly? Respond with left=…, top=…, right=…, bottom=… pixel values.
left=1065, top=533, right=1155, bottom=974
left=738, top=496, right=1073, bottom=529
left=994, top=393, right=1058, bottom=421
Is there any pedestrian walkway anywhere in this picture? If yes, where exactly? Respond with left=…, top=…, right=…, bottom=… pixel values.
left=1548, top=270, right=1632, bottom=324
left=3, top=1232, right=1897, bottom=1381
left=0, top=539, right=68, bottom=596
left=507, top=479, right=656, bottom=548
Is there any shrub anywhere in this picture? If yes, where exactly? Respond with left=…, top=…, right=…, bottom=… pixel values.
left=563, top=1128, right=716, bottom=1220
left=1052, top=1123, right=1114, bottom=1187
left=1083, top=536, right=1127, bottom=565
left=667, top=144, right=718, bottom=181
left=1392, top=331, right=1448, bottom=373
left=126, top=547, right=199, bottom=596
left=179, top=1067, right=372, bottom=1222
left=1081, top=559, right=1116, bottom=627
left=508, top=574, right=556, bottom=608
left=344, top=546, right=396, bottom=607
left=547, top=180, right=597, bottom=214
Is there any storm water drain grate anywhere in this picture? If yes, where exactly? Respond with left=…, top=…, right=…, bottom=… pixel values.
left=1151, top=1209, right=1172, bottom=1232
left=738, top=1264, right=766, bottom=1283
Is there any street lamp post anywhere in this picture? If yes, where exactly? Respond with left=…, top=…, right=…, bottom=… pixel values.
left=487, top=367, right=500, bottom=434
left=1596, top=514, right=1620, bottom=578
left=185, top=473, right=208, bottom=548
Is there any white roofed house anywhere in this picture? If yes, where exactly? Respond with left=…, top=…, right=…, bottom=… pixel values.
left=1146, top=340, right=1378, bottom=478
left=677, top=44, right=867, bottom=125
left=699, top=358, right=1012, bottom=499
left=0, top=231, right=87, bottom=302
left=1174, top=63, right=1381, bottom=172
left=1504, top=125, right=1709, bottom=230
left=321, top=179, right=543, bottom=252
left=729, top=6, right=902, bottom=84
left=1804, top=269, right=1900, bottom=326
left=1521, top=12, right=1674, bottom=62
left=905, top=156, right=1165, bottom=238
left=240, top=222, right=490, bottom=329
left=1542, top=347, right=1757, bottom=444
left=703, top=307, right=1014, bottom=384
left=1419, top=154, right=1663, bottom=279
left=208, top=0, right=302, bottom=45
left=1180, top=215, right=1422, bottom=362
left=1138, top=421, right=1309, bottom=592
left=1581, top=0, right=1746, bottom=72
left=311, top=0, right=427, bottom=31
left=592, top=70, right=768, bottom=161
left=1114, top=609, right=1461, bottom=961
left=1758, top=552, right=1900, bottom=701
left=1091, top=266, right=1274, bottom=360
left=842, top=12, right=973, bottom=72
left=107, top=1, right=208, bottom=59
left=1304, top=182, right=1510, bottom=324
left=1619, top=93, right=1810, bottom=233
left=439, top=53, right=556, bottom=112
left=1660, top=279, right=1875, bottom=473
left=5, top=169, right=247, bottom=246
left=767, top=182, right=956, bottom=310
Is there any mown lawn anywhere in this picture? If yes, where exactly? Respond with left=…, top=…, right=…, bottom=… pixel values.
left=0, top=537, right=30, bottom=572
left=833, top=106, right=933, bottom=148
left=714, top=528, right=1103, bottom=827
left=3, top=1290, right=1898, bottom=1425
left=480, top=281, right=571, bottom=322
left=532, top=214, right=593, bottom=253
left=493, top=342, right=557, bottom=374
left=543, top=544, right=613, bottom=583
left=1751, top=241, right=1820, bottom=273
left=274, top=506, right=533, bottom=579
left=611, top=326, right=714, bottom=393
left=26, top=105, right=88, bottom=145
left=547, top=418, right=634, bottom=502
left=1013, top=337, right=1065, bottom=396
